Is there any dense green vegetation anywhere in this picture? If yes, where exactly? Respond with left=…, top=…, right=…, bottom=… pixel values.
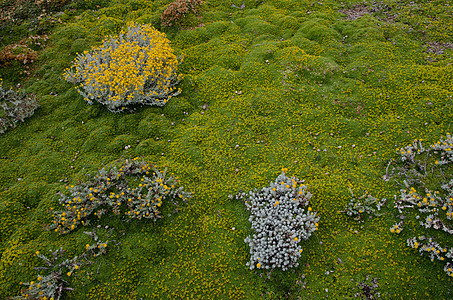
left=1, top=0, right=452, bottom=298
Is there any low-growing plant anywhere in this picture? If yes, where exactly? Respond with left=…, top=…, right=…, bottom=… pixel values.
left=160, top=0, right=203, bottom=28
left=233, top=169, right=320, bottom=271
left=388, top=135, right=453, bottom=277
left=12, top=230, right=109, bottom=300
left=407, top=236, right=453, bottom=276
left=0, top=43, right=38, bottom=66
left=0, top=79, right=39, bottom=134
left=389, top=221, right=403, bottom=234
left=49, top=158, right=191, bottom=234
left=342, top=186, right=386, bottom=220
left=350, top=275, right=383, bottom=299
left=0, top=0, right=72, bottom=44
left=63, top=22, right=182, bottom=113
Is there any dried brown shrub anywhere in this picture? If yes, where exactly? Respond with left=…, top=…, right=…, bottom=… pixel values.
left=161, top=0, right=203, bottom=28
left=0, top=44, right=37, bottom=66
left=0, top=35, right=47, bottom=67
left=339, top=3, right=371, bottom=21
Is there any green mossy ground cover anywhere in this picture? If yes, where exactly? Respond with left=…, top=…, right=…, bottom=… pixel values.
left=1, top=0, right=452, bottom=298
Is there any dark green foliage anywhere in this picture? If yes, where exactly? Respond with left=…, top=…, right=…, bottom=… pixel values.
left=298, top=19, right=342, bottom=44
left=137, top=113, right=170, bottom=139
left=163, top=96, right=194, bottom=119
left=0, top=200, right=25, bottom=243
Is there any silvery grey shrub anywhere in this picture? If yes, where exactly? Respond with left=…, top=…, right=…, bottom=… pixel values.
left=234, top=171, right=320, bottom=271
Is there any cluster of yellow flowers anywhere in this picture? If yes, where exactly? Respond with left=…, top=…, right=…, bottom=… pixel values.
left=389, top=223, right=403, bottom=234
left=407, top=236, right=452, bottom=276
left=64, top=22, right=182, bottom=112
left=400, top=186, right=453, bottom=217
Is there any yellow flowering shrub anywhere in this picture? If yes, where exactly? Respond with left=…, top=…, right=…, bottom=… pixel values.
left=50, top=158, right=191, bottom=234
left=63, top=22, right=182, bottom=112
left=390, top=135, right=453, bottom=277
left=15, top=231, right=109, bottom=300
left=342, top=187, right=385, bottom=220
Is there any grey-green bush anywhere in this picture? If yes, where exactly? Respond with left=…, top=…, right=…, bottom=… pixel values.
left=234, top=170, right=319, bottom=271
left=0, top=80, right=39, bottom=134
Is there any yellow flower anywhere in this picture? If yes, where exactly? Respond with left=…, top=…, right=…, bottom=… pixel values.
left=256, top=263, right=261, bottom=268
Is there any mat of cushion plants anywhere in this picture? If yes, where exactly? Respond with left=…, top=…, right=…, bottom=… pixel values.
left=0, top=0, right=452, bottom=299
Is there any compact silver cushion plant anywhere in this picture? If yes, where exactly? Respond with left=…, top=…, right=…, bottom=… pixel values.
left=234, top=170, right=320, bottom=271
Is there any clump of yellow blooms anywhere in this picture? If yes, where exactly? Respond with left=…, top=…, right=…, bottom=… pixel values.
left=63, top=22, right=182, bottom=112
left=389, top=222, right=403, bottom=234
